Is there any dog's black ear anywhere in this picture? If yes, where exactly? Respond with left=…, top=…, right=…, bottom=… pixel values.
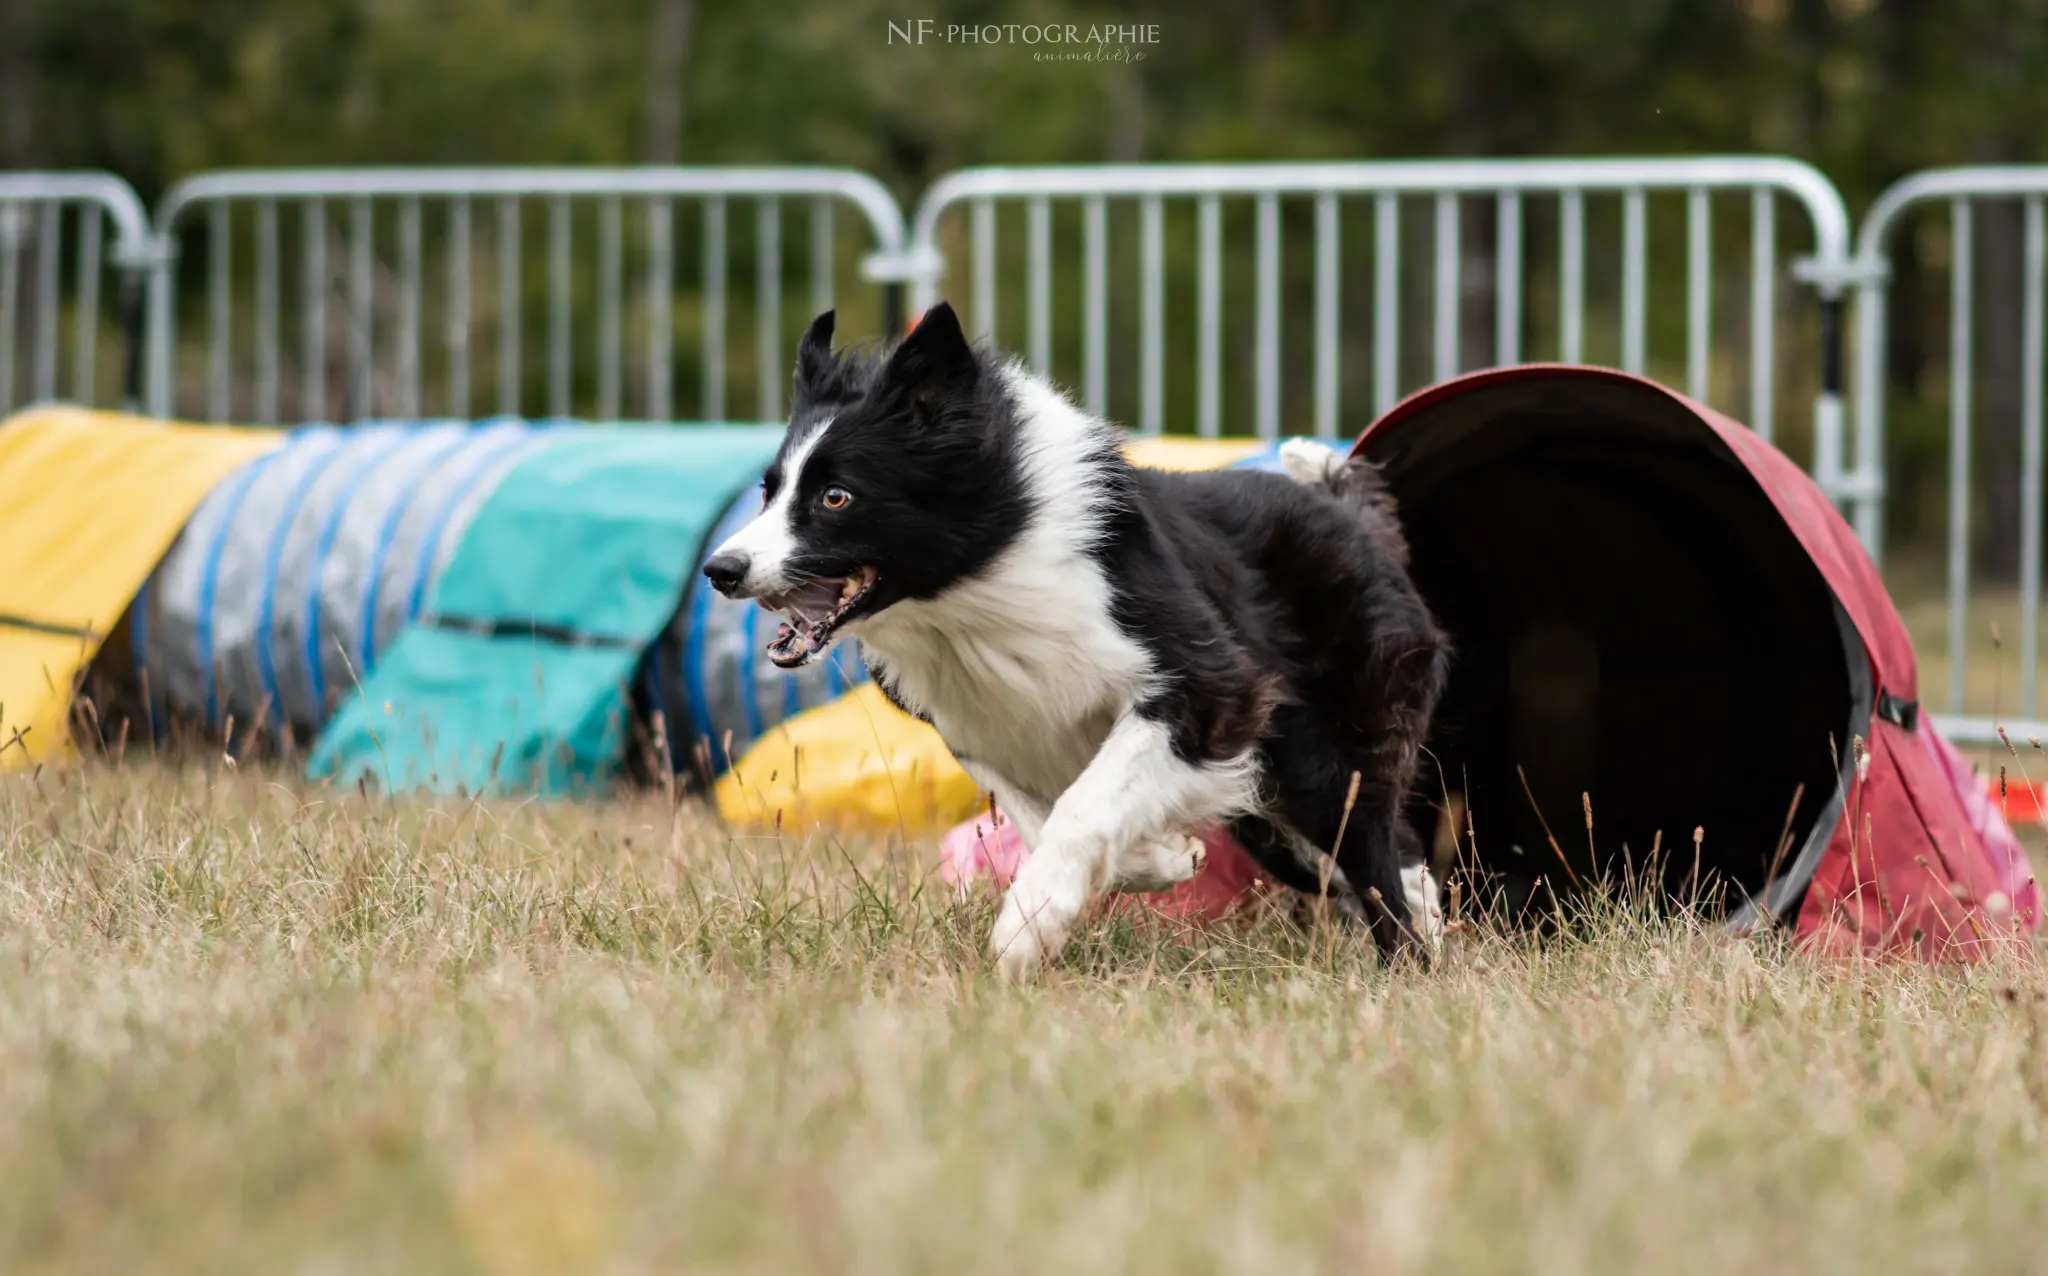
left=883, top=302, right=977, bottom=425
left=791, top=310, right=837, bottom=411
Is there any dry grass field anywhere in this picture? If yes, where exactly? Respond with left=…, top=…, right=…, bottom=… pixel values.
left=4, top=760, right=2048, bottom=1274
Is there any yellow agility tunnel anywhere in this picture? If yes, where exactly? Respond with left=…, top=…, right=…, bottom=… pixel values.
left=0, top=407, right=281, bottom=769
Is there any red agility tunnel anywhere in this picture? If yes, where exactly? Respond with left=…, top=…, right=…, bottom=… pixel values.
left=1356, top=365, right=2039, bottom=960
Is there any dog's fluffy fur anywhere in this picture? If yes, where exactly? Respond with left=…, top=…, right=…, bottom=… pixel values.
left=705, top=304, right=1450, bottom=976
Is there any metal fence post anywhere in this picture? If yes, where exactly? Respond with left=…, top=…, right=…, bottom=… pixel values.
left=0, top=172, right=152, bottom=415
left=1855, top=166, right=2048, bottom=747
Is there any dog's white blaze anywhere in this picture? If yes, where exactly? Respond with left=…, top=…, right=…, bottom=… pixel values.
left=989, top=711, right=1257, bottom=975
left=710, top=415, right=832, bottom=595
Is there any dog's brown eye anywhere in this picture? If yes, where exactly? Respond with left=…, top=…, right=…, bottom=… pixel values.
left=821, top=486, right=851, bottom=510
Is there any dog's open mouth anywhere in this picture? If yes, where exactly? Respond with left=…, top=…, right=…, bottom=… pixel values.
left=761, top=566, right=877, bottom=668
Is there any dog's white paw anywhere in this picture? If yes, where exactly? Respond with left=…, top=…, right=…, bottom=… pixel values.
left=1402, top=861, right=1444, bottom=953
left=1279, top=438, right=1345, bottom=489
left=1108, top=833, right=1207, bottom=893
left=990, top=850, right=1089, bottom=979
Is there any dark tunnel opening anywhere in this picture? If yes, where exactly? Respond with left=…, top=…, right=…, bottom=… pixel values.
left=1369, top=374, right=1867, bottom=922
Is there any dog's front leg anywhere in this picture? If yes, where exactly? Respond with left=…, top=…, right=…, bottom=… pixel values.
left=990, top=711, right=1253, bottom=978
left=962, top=758, right=1206, bottom=896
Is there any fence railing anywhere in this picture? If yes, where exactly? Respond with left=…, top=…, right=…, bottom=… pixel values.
left=1854, top=166, right=2048, bottom=746
left=143, top=167, right=911, bottom=425
left=900, top=158, right=1855, bottom=459
left=0, top=172, right=153, bottom=415
left=45, top=159, right=2048, bottom=701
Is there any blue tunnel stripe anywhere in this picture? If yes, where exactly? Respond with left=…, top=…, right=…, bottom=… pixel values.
left=130, top=577, right=161, bottom=739
left=685, top=491, right=758, bottom=770
left=356, top=427, right=480, bottom=669
left=254, top=433, right=347, bottom=732
left=638, top=640, right=674, bottom=768
left=682, top=564, right=718, bottom=763
left=300, top=428, right=418, bottom=722
left=196, top=445, right=292, bottom=726
left=738, top=594, right=765, bottom=751
left=823, top=643, right=844, bottom=698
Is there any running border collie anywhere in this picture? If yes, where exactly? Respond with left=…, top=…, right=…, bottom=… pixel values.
left=704, top=303, right=1450, bottom=977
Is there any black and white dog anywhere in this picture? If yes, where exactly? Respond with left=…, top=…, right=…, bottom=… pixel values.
left=704, top=303, right=1450, bottom=977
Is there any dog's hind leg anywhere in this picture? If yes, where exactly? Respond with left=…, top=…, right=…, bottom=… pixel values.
left=1252, top=701, right=1442, bottom=963
left=989, top=711, right=1255, bottom=978
left=1297, top=782, right=1431, bottom=961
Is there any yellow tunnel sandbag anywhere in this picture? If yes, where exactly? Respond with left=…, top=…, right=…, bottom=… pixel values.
left=715, top=681, right=984, bottom=835
left=0, top=407, right=282, bottom=768
left=1121, top=435, right=1271, bottom=472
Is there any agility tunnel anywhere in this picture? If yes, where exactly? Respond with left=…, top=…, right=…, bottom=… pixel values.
left=3, top=405, right=1284, bottom=802
left=0, top=407, right=280, bottom=768
left=118, top=420, right=549, bottom=747
left=1355, top=365, right=2035, bottom=959
left=1, top=407, right=795, bottom=794
left=121, top=418, right=787, bottom=795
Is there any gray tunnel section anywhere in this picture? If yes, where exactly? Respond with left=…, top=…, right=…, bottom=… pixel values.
left=127, top=420, right=546, bottom=743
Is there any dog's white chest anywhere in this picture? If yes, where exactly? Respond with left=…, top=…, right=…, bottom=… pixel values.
left=855, top=565, right=1149, bottom=803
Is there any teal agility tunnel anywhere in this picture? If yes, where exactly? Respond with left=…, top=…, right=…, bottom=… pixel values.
left=306, top=423, right=787, bottom=794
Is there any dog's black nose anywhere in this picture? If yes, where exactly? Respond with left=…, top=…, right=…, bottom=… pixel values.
left=703, top=551, right=750, bottom=597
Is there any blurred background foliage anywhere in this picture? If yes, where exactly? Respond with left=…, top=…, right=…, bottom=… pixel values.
left=5, top=0, right=2048, bottom=562
left=11, top=0, right=2044, bottom=205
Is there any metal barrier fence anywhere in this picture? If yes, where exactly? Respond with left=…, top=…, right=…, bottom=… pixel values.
left=0, top=172, right=153, bottom=414
left=1854, top=166, right=2048, bottom=746
left=44, top=157, right=2048, bottom=746
left=144, top=167, right=911, bottom=424
left=901, top=159, right=1854, bottom=457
